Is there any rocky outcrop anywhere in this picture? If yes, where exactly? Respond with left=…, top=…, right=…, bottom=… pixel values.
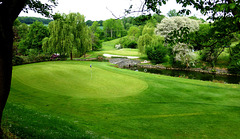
left=109, top=58, right=141, bottom=68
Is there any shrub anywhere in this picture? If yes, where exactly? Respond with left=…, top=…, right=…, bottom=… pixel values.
left=12, top=56, right=24, bottom=66
left=119, top=36, right=138, bottom=48
left=92, top=33, right=103, bottom=51
left=146, top=43, right=168, bottom=64
left=228, top=60, right=240, bottom=74
left=228, top=44, right=240, bottom=74
left=128, top=26, right=141, bottom=38
left=34, top=54, right=50, bottom=62
left=97, top=54, right=104, bottom=61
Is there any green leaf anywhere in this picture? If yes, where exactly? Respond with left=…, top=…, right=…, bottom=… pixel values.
left=229, top=3, right=236, bottom=9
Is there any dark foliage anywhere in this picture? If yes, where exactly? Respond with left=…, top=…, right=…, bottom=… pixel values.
left=12, top=56, right=24, bottom=66
left=18, top=16, right=52, bottom=24
left=228, top=44, right=240, bottom=74
left=146, top=43, right=168, bottom=64
left=119, top=37, right=138, bottom=48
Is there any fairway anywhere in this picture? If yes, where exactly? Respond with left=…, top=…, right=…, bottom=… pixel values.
left=3, top=61, right=240, bottom=138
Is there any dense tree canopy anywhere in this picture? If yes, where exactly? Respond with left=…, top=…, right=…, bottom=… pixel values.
left=43, top=13, right=92, bottom=60
left=19, top=21, right=49, bottom=54
left=103, top=19, right=125, bottom=39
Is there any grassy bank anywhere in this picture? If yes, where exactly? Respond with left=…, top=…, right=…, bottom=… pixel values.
left=2, top=61, right=240, bottom=138
left=84, top=39, right=147, bottom=59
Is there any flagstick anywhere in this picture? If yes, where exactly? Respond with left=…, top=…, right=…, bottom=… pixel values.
left=90, top=64, right=92, bottom=80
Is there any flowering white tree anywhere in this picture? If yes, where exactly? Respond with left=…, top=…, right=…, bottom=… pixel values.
left=155, top=16, right=200, bottom=38
left=155, top=16, right=200, bottom=67
left=173, top=43, right=196, bottom=68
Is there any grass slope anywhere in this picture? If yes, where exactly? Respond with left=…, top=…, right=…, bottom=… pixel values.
left=86, top=39, right=147, bottom=59
left=3, top=61, right=240, bottom=138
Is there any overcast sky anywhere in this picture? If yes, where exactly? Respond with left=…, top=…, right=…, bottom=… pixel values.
left=19, top=0, right=206, bottom=21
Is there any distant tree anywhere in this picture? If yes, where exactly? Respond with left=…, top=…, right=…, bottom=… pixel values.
left=152, top=14, right=165, bottom=23
left=90, top=21, right=102, bottom=51
left=103, top=19, right=115, bottom=39
left=103, top=19, right=125, bottom=39
left=128, top=26, right=141, bottom=38
left=86, top=20, right=93, bottom=26
left=122, top=16, right=135, bottom=30
left=12, top=19, right=29, bottom=55
left=90, top=31, right=102, bottom=51
left=90, top=21, right=98, bottom=32
left=19, top=21, right=49, bottom=54
left=189, top=15, right=205, bottom=23
left=134, top=14, right=152, bottom=26
left=167, top=9, right=181, bottom=17
left=43, top=13, right=92, bottom=60
left=18, top=16, right=53, bottom=24
left=16, top=23, right=29, bottom=40
left=98, top=20, right=103, bottom=26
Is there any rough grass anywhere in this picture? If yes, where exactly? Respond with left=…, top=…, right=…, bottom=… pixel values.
left=2, top=61, right=240, bottom=138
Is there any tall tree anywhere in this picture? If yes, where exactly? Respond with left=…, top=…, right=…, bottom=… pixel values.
left=43, top=13, right=92, bottom=60
left=0, top=0, right=57, bottom=136
left=103, top=19, right=125, bottom=39
left=19, top=21, right=49, bottom=54
left=138, top=24, right=155, bottom=54
left=189, top=22, right=233, bottom=68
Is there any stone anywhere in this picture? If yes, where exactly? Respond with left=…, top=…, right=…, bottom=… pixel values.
left=109, top=58, right=140, bottom=68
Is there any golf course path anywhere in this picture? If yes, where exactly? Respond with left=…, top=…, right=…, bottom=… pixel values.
left=103, top=54, right=139, bottom=59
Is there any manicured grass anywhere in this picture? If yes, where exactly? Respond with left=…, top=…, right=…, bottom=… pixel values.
left=2, top=61, right=240, bottom=138
left=86, top=39, right=147, bottom=59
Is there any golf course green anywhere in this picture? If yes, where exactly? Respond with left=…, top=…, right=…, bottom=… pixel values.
left=3, top=61, right=240, bottom=138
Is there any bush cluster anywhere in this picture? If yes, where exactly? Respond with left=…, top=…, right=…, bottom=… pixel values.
left=12, top=54, right=51, bottom=66
left=119, top=36, right=138, bottom=48
left=146, top=43, right=168, bottom=64
left=228, top=44, right=240, bottom=74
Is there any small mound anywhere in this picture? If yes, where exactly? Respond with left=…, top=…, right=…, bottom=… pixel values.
left=12, top=62, right=147, bottom=98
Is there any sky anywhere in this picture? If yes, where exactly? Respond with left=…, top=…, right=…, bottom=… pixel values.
left=19, top=0, right=206, bottom=21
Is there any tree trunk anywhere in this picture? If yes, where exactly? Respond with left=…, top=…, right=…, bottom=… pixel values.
left=70, top=52, right=73, bottom=60
left=0, top=14, right=13, bottom=138
left=111, top=29, right=113, bottom=38
left=0, top=0, right=28, bottom=136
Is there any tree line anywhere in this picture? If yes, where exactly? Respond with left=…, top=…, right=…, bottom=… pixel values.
left=18, top=16, right=53, bottom=24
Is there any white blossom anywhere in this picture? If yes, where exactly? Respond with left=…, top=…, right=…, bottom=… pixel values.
left=173, top=43, right=196, bottom=67
left=155, top=16, right=200, bottom=38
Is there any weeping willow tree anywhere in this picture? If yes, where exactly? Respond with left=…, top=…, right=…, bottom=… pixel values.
left=138, top=24, right=155, bottom=54
left=43, top=13, right=92, bottom=60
